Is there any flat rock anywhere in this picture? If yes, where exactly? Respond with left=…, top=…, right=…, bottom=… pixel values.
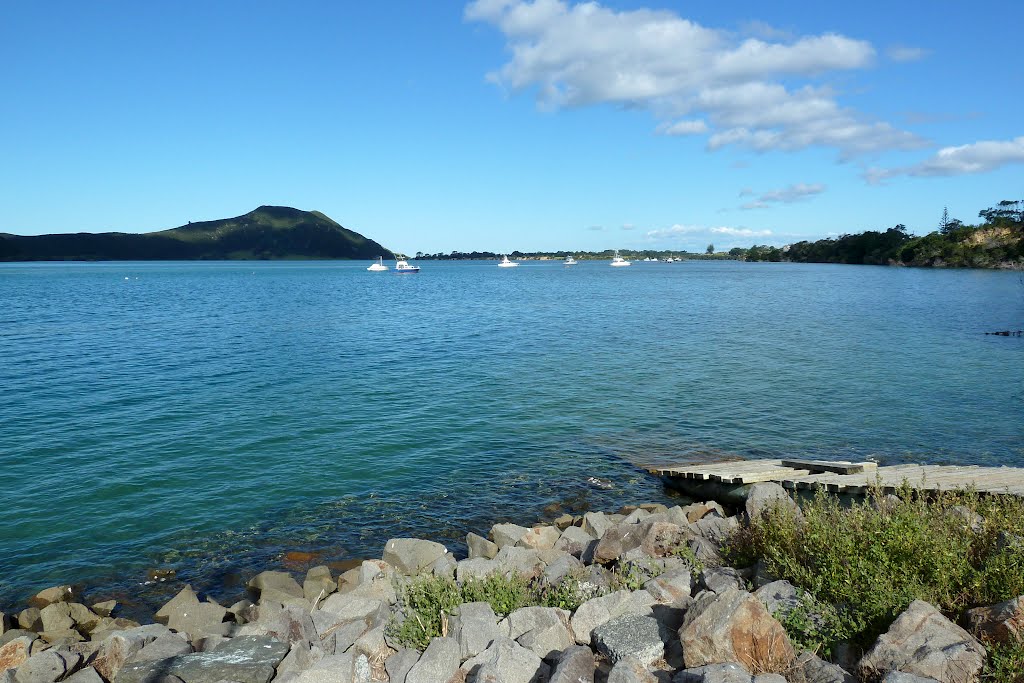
left=700, top=567, right=747, bottom=595
left=592, top=614, right=670, bottom=667
left=247, top=571, right=303, bottom=600
left=29, top=587, right=75, bottom=610
left=502, top=607, right=573, bottom=660
left=237, top=605, right=318, bottom=645
left=292, top=653, right=355, bottom=683
left=881, top=674, right=941, bottom=683
left=114, top=635, right=289, bottom=683
left=63, top=668, right=104, bottom=683
left=381, top=539, right=448, bottom=576
left=548, top=645, right=595, bottom=683
left=678, top=588, right=794, bottom=672
left=492, top=547, right=545, bottom=581
left=91, top=602, right=117, bottom=619
left=965, top=594, right=1024, bottom=644
left=467, top=533, right=499, bottom=560
left=606, top=658, right=658, bottom=683
left=581, top=512, right=614, bottom=538
left=404, top=637, right=459, bottom=683
left=517, top=526, right=560, bottom=551
left=17, top=611, right=42, bottom=634
left=451, top=602, right=502, bottom=660
left=645, top=567, right=695, bottom=604
left=457, top=558, right=501, bottom=583
left=13, top=650, right=69, bottom=683
left=570, top=590, right=655, bottom=646
left=752, top=581, right=800, bottom=617
left=490, top=524, right=530, bottom=549
left=129, top=635, right=193, bottom=663
left=858, top=600, right=985, bottom=683
left=673, top=663, right=754, bottom=683
left=384, top=648, right=419, bottom=683
left=792, top=651, right=855, bottom=683
left=553, top=527, right=595, bottom=557
left=460, top=637, right=549, bottom=683
left=153, top=587, right=229, bottom=637
left=38, top=605, right=74, bottom=634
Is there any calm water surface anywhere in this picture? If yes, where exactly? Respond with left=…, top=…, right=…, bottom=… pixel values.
left=1, top=260, right=1022, bottom=612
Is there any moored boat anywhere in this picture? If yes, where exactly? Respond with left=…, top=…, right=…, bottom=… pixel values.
left=394, top=257, right=420, bottom=273
left=367, top=256, right=388, bottom=272
left=498, top=255, right=519, bottom=268
left=610, top=250, right=631, bottom=267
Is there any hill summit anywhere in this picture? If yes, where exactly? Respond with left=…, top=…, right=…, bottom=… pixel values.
left=0, top=206, right=394, bottom=261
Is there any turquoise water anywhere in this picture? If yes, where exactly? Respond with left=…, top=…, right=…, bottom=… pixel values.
left=1, top=260, right=1022, bottom=613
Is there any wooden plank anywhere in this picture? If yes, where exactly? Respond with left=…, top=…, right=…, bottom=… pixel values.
left=780, top=459, right=878, bottom=475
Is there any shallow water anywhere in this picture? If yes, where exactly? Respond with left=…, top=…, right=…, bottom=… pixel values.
left=1, top=259, right=1022, bottom=612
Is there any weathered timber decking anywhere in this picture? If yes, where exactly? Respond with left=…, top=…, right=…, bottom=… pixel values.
left=652, top=459, right=1024, bottom=497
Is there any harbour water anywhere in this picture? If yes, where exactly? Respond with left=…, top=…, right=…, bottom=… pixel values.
left=1, top=259, right=1022, bottom=613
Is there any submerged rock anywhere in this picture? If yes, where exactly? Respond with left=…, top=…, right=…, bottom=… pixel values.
left=114, top=635, right=289, bottom=683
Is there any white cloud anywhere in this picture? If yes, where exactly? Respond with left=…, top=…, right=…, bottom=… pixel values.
left=887, top=45, right=929, bottom=63
left=865, top=136, right=1024, bottom=183
left=659, top=119, right=708, bottom=136
left=741, top=182, right=826, bottom=209
left=465, top=0, right=923, bottom=156
left=587, top=224, right=605, bottom=231
left=644, top=223, right=773, bottom=240
left=621, top=223, right=636, bottom=230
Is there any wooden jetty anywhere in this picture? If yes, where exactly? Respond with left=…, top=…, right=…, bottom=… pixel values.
left=651, top=459, right=1024, bottom=497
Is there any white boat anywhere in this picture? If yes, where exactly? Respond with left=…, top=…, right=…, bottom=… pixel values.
left=664, top=257, right=674, bottom=263
left=394, top=257, right=420, bottom=273
left=367, top=256, right=388, bottom=272
left=610, top=250, right=631, bottom=267
left=498, top=255, right=519, bottom=268
left=564, top=255, right=578, bottom=265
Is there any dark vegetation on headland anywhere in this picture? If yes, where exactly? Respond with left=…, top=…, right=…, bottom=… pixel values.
left=423, top=199, right=1024, bottom=270
left=0, top=206, right=393, bottom=261
left=741, top=200, right=1024, bottom=268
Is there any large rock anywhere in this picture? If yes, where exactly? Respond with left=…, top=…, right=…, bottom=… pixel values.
left=691, top=516, right=740, bottom=545
left=592, top=523, right=647, bottom=564
left=752, top=581, right=800, bottom=617
left=570, top=590, right=656, bottom=646
left=467, top=533, right=499, bottom=560
left=14, top=650, right=77, bottom=683
left=38, top=605, right=74, bottom=634
left=16, top=611, right=42, bottom=634
left=382, top=539, right=448, bottom=576
left=965, top=595, right=1024, bottom=644
left=553, top=527, right=595, bottom=558
left=502, top=607, right=573, bottom=660
left=645, top=568, right=695, bottom=604
left=237, top=605, right=320, bottom=645
left=678, top=588, right=794, bottom=672
left=128, top=635, right=193, bottom=663
left=276, top=641, right=327, bottom=679
left=492, top=547, right=545, bottom=581
left=28, top=587, right=75, bottom=610
left=858, top=600, right=985, bottom=683
left=700, top=568, right=747, bottom=595
left=247, top=571, right=304, bottom=601
left=404, top=637, right=459, bottom=683
left=548, top=645, right=595, bottom=683
left=606, top=659, right=658, bottom=683
left=744, top=484, right=799, bottom=523
left=517, top=526, right=560, bottom=551
left=450, top=603, right=502, bottom=660
left=304, top=567, right=337, bottom=605
left=288, top=652, right=355, bottom=683
left=592, top=614, right=671, bottom=667
left=92, top=633, right=150, bottom=681
left=460, top=637, right=549, bottom=683
left=673, top=663, right=754, bottom=683
left=490, top=524, right=530, bottom=549
left=457, top=558, right=501, bottom=583
left=153, top=586, right=230, bottom=637
left=63, top=669, right=104, bottom=683
left=792, top=651, right=856, bottom=683
left=581, top=512, right=614, bottom=538
left=542, top=554, right=583, bottom=587
left=114, top=635, right=289, bottom=683
left=384, top=648, right=419, bottom=683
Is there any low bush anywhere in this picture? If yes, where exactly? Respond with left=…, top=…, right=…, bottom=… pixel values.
left=726, top=484, right=1024, bottom=653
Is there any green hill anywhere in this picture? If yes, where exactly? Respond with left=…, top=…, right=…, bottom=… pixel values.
left=0, top=206, right=394, bottom=261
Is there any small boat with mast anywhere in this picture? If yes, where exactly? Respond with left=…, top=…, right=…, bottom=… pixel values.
left=367, top=256, right=389, bottom=272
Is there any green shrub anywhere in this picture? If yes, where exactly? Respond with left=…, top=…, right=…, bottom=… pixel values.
left=388, top=574, right=462, bottom=650
left=983, top=634, right=1024, bottom=683
left=461, top=572, right=536, bottom=617
left=726, top=484, right=1024, bottom=650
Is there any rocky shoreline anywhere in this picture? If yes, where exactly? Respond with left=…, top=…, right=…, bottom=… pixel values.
left=1, top=483, right=1020, bottom=683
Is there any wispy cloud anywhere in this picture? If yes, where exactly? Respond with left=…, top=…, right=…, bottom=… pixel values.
left=865, top=136, right=1024, bottom=183
left=621, top=223, right=636, bottom=231
left=465, top=0, right=924, bottom=156
left=740, top=182, right=826, bottom=209
left=587, top=225, right=605, bottom=231
left=644, top=223, right=773, bottom=241
left=887, top=45, right=929, bottom=63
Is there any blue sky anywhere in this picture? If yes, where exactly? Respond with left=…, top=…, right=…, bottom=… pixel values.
left=2, top=1, right=1022, bottom=253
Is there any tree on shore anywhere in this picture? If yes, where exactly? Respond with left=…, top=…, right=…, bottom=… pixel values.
left=706, top=243, right=714, bottom=254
